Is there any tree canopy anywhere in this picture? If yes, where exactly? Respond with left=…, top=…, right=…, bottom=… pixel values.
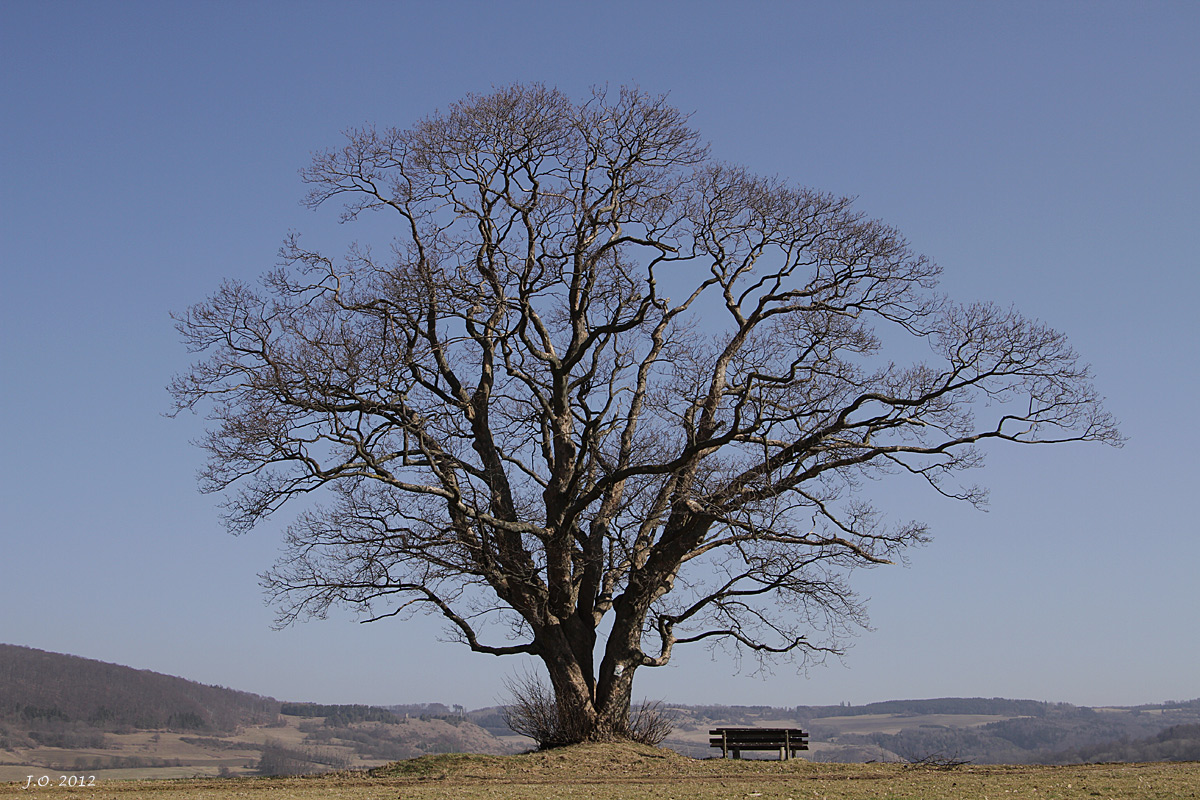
left=173, top=84, right=1119, bottom=743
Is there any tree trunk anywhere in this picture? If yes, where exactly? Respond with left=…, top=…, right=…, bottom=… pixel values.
left=532, top=618, right=601, bottom=743
left=594, top=660, right=636, bottom=736
left=532, top=613, right=641, bottom=743
left=541, top=653, right=598, bottom=742
left=590, top=589, right=650, bottom=740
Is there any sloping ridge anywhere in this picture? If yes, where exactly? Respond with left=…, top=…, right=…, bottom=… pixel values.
left=0, top=644, right=279, bottom=732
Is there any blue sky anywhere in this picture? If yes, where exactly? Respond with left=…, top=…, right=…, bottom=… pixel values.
left=2, top=1, right=1196, bottom=711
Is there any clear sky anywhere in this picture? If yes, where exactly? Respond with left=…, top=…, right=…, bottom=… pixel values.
left=2, top=1, right=1196, bottom=712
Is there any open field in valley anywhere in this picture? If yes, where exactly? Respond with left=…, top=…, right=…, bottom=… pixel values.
left=804, top=713, right=1013, bottom=736
left=7, top=743, right=1199, bottom=800
left=0, top=715, right=393, bottom=783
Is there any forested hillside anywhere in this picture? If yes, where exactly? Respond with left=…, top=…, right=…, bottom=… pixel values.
left=0, top=644, right=279, bottom=744
left=1044, top=722, right=1200, bottom=764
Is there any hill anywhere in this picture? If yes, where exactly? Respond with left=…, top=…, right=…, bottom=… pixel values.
left=1045, top=722, right=1200, bottom=764
left=0, top=645, right=517, bottom=781
left=657, top=697, right=1200, bottom=764
left=0, top=644, right=280, bottom=738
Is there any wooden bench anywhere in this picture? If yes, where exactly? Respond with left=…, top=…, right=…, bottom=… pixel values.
left=709, top=727, right=809, bottom=760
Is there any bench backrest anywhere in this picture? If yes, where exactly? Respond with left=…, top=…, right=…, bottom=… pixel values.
left=709, top=728, right=808, bottom=749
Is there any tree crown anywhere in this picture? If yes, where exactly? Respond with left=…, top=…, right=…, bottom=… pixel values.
left=173, top=84, right=1119, bottom=678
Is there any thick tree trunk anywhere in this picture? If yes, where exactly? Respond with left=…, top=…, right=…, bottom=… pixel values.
left=539, top=660, right=636, bottom=742
left=541, top=654, right=598, bottom=741
left=532, top=611, right=642, bottom=744
left=594, top=660, right=636, bottom=736
left=528, top=618, right=597, bottom=743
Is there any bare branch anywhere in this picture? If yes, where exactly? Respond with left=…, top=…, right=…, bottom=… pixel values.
left=173, top=83, right=1120, bottom=744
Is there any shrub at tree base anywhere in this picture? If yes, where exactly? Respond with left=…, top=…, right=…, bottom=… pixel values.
left=502, top=672, right=673, bottom=748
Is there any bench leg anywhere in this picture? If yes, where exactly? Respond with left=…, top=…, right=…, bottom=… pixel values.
left=733, top=750, right=741, bottom=759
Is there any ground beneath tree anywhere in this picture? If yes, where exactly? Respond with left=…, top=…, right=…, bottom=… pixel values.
left=368, top=740, right=776, bottom=780
left=14, top=744, right=1200, bottom=799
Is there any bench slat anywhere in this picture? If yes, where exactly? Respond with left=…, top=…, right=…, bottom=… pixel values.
left=709, top=727, right=809, bottom=760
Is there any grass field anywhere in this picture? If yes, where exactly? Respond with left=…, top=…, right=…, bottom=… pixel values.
left=7, top=743, right=1199, bottom=799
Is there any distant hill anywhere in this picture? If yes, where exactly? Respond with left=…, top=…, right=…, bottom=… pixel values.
left=796, top=697, right=1069, bottom=719
left=0, top=645, right=517, bottom=779
left=657, top=697, right=1200, bottom=763
left=0, top=644, right=280, bottom=737
left=825, top=699, right=1200, bottom=765
left=678, top=697, right=1069, bottom=724
left=1044, top=722, right=1200, bottom=764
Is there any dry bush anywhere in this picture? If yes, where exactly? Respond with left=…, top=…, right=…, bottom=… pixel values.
left=501, top=672, right=673, bottom=749
left=627, top=698, right=674, bottom=747
left=501, top=672, right=589, bottom=748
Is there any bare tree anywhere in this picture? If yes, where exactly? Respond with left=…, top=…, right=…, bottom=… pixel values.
left=172, top=84, right=1120, bottom=743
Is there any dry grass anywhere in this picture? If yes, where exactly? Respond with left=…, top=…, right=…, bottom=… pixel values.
left=6, top=742, right=1199, bottom=799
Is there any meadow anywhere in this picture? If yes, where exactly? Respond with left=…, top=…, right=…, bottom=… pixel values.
left=10, top=743, right=1199, bottom=800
